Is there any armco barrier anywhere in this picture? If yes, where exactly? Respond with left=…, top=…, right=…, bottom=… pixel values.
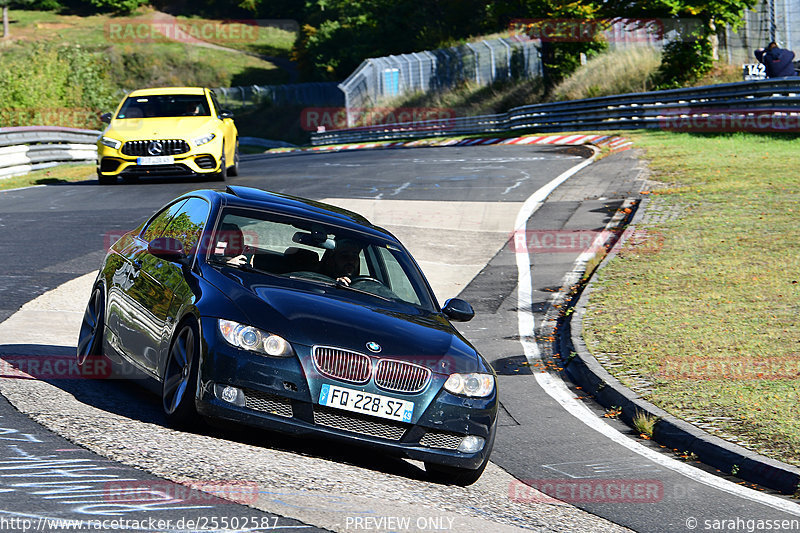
left=0, top=127, right=286, bottom=179
left=0, top=126, right=101, bottom=179
left=310, top=78, right=800, bottom=145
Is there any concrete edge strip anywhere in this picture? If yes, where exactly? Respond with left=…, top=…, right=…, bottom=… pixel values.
left=538, top=198, right=637, bottom=343
left=514, top=159, right=800, bottom=514
left=268, top=134, right=631, bottom=155
left=561, top=198, right=800, bottom=496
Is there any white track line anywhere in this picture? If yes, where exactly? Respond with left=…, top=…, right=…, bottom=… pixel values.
left=0, top=184, right=47, bottom=193
left=513, top=154, right=800, bottom=516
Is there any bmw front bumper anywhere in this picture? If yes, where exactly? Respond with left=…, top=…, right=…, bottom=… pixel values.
left=195, top=317, right=497, bottom=470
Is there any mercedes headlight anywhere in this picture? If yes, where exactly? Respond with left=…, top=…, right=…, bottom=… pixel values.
left=193, top=133, right=216, bottom=146
left=218, top=319, right=293, bottom=357
left=444, top=373, right=495, bottom=397
left=100, top=136, right=121, bottom=150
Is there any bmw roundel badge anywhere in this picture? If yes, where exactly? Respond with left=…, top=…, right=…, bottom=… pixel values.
left=366, top=341, right=381, bottom=353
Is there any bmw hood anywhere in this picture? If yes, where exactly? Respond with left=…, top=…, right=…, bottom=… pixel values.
left=225, top=277, right=480, bottom=374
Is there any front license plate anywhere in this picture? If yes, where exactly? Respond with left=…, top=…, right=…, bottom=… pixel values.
left=136, top=156, right=174, bottom=165
left=319, top=384, right=414, bottom=423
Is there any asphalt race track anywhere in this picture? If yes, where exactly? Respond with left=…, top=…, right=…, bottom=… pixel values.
left=0, top=144, right=799, bottom=532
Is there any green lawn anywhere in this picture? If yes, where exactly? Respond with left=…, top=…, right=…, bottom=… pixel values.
left=6, top=8, right=295, bottom=59
left=0, top=164, right=95, bottom=191
left=583, top=131, right=800, bottom=467
left=0, top=8, right=294, bottom=100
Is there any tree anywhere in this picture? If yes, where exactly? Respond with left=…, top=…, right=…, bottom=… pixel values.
left=591, top=0, right=757, bottom=85
left=2, top=2, right=8, bottom=39
left=86, top=0, right=147, bottom=14
left=295, top=0, right=494, bottom=81
left=497, top=0, right=757, bottom=88
left=1, top=0, right=63, bottom=39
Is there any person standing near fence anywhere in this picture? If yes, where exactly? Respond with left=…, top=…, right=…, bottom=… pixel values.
left=754, top=42, right=797, bottom=78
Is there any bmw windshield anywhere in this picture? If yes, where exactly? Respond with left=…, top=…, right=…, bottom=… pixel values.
left=204, top=207, right=438, bottom=312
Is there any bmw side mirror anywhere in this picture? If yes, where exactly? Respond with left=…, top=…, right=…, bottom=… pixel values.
left=148, top=237, right=188, bottom=264
left=100, top=112, right=112, bottom=124
left=443, top=298, right=474, bottom=322
left=219, top=110, right=234, bottom=119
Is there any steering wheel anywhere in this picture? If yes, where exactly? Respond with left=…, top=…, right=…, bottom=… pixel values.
left=350, top=276, right=384, bottom=285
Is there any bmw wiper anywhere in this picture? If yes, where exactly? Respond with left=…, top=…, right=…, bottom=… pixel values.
left=332, top=281, right=391, bottom=301
left=287, top=273, right=336, bottom=285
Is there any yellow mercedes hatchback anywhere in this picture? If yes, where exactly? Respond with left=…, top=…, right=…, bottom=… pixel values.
left=97, top=87, right=238, bottom=184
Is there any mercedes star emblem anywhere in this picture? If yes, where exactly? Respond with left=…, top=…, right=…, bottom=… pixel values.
left=147, top=140, right=163, bottom=156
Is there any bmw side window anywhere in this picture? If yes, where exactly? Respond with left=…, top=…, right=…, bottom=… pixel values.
left=160, top=198, right=210, bottom=257
left=141, top=200, right=187, bottom=243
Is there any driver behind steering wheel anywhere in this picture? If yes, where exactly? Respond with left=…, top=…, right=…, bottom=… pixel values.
left=319, top=238, right=362, bottom=286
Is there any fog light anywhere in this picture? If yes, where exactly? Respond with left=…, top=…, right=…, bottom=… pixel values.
left=457, top=435, right=485, bottom=453
left=214, top=384, right=244, bottom=406
left=221, top=386, right=238, bottom=403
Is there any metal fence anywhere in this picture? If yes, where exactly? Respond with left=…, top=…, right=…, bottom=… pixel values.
left=214, top=82, right=344, bottom=109
left=311, top=78, right=800, bottom=145
left=339, top=37, right=542, bottom=121
left=724, top=0, right=800, bottom=65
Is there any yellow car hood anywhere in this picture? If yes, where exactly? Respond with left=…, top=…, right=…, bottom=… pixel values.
left=106, top=116, right=220, bottom=141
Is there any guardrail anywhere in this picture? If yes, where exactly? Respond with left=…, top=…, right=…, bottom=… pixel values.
left=0, top=126, right=291, bottom=179
left=214, top=83, right=344, bottom=109
left=0, top=126, right=101, bottom=179
left=310, top=78, right=800, bottom=145
left=238, top=136, right=297, bottom=150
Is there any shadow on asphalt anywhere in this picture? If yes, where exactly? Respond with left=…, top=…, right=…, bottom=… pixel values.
left=0, top=343, right=430, bottom=483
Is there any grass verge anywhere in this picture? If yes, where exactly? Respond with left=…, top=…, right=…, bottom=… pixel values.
left=0, top=164, right=95, bottom=191
left=5, top=9, right=291, bottom=87
left=551, top=47, right=662, bottom=101
left=583, top=131, right=800, bottom=467
left=391, top=77, right=546, bottom=117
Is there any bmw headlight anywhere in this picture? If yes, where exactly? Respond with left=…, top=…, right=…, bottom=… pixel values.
left=218, top=319, right=293, bottom=357
left=193, top=133, right=216, bottom=146
left=444, top=373, right=495, bottom=397
left=100, top=136, right=121, bottom=150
